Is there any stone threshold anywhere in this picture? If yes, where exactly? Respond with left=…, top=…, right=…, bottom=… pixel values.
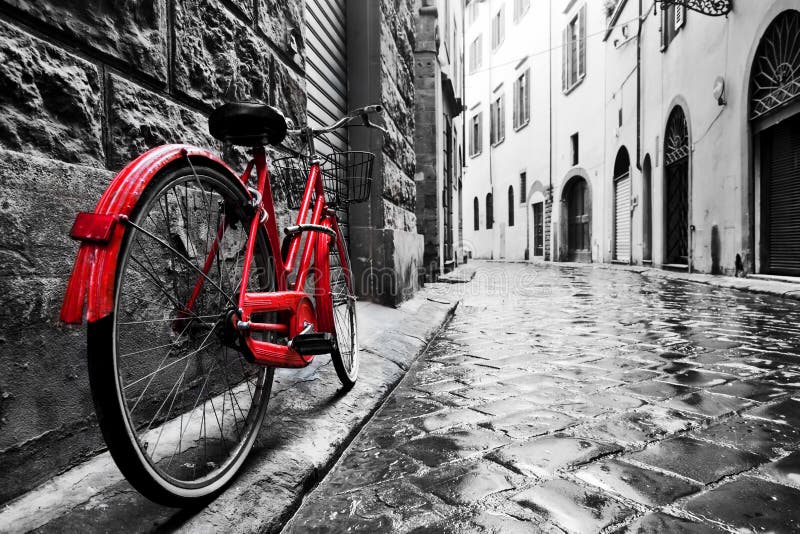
left=0, top=284, right=462, bottom=533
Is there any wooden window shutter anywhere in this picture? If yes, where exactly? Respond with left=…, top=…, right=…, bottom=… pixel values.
left=675, top=5, right=685, bottom=29
left=500, top=95, right=505, bottom=140
left=562, top=26, right=568, bottom=91
left=512, top=78, right=519, bottom=128
left=578, top=4, right=587, bottom=79
left=525, top=70, right=530, bottom=122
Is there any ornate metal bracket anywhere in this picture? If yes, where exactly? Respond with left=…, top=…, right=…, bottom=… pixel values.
left=657, top=0, right=732, bottom=17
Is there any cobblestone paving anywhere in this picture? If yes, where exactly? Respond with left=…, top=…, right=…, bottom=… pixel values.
left=284, top=262, right=800, bottom=533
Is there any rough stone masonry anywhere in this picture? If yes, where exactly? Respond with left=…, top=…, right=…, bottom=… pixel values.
left=0, top=0, right=420, bottom=505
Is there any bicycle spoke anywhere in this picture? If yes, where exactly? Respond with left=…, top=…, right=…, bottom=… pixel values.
left=108, top=168, right=275, bottom=495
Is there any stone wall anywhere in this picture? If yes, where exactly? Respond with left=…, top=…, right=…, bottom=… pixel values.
left=348, top=0, right=423, bottom=306
left=414, top=6, right=440, bottom=280
left=0, top=0, right=306, bottom=504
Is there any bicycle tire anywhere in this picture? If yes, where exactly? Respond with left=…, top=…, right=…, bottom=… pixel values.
left=87, top=163, right=277, bottom=507
left=324, top=227, right=359, bottom=388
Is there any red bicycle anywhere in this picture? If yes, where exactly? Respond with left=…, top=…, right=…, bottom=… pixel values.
left=60, top=102, right=385, bottom=506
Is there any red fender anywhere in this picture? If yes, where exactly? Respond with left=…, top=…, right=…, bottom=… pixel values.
left=60, top=144, right=244, bottom=325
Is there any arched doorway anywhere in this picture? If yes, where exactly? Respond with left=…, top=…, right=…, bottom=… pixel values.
left=664, top=106, right=690, bottom=266
left=751, top=10, right=800, bottom=275
left=642, top=154, right=653, bottom=262
left=613, top=147, right=631, bottom=262
left=563, top=176, right=591, bottom=262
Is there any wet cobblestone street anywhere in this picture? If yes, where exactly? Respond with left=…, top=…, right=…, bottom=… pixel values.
left=284, top=261, right=800, bottom=533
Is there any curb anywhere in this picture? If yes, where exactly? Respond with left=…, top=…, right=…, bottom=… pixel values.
left=0, top=287, right=460, bottom=534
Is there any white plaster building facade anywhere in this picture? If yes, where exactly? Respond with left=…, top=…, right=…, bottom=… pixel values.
left=465, top=0, right=800, bottom=278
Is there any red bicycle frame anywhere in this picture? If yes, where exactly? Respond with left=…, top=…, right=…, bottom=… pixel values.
left=62, top=144, right=348, bottom=370
left=188, top=147, right=346, bottom=368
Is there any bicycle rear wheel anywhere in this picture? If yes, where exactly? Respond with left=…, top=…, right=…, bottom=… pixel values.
left=87, top=163, right=276, bottom=506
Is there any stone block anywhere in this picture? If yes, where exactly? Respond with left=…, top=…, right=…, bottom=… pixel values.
left=1, top=0, right=168, bottom=83
left=272, top=56, right=307, bottom=131
left=229, top=0, right=254, bottom=19
left=258, top=0, right=303, bottom=58
left=684, top=477, right=800, bottom=532
left=381, top=115, right=415, bottom=180
left=106, top=74, right=217, bottom=169
left=382, top=156, right=416, bottom=209
left=626, top=436, right=764, bottom=484
left=349, top=226, right=423, bottom=306
left=382, top=199, right=416, bottom=233
left=513, top=478, right=635, bottom=534
left=174, top=0, right=271, bottom=107
left=0, top=150, right=115, bottom=504
left=0, top=19, right=103, bottom=167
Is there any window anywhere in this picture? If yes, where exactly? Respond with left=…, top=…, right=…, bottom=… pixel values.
left=486, top=193, right=494, bottom=229
left=492, top=6, right=505, bottom=50
left=661, top=4, right=686, bottom=49
left=513, top=69, right=530, bottom=129
left=468, top=0, right=480, bottom=25
left=562, top=4, right=586, bottom=93
left=513, top=0, right=530, bottom=22
left=571, top=132, right=579, bottom=165
left=490, top=93, right=505, bottom=146
left=473, top=197, right=480, bottom=230
left=519, top=172, right=527, bottom=203
left=508, top=186, right=515, bottom=226
left=469, top=34, right=482, bottom=73
left=469, top=111, right=483, bottom=157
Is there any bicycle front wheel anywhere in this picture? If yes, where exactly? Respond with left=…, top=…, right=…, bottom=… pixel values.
left=87, top=163, right=277, bottom=506
left=326, top=228, right=359, bottom=388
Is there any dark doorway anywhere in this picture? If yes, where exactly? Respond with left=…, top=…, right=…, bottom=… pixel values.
left=664, top=106, right=689, bottom=266
left=565, top=177, right=591, bottom=262
left=751, top=10, right=800, bottom=276
left=533, top=202, right=544, bottom=257
left=761, top=114, right=800, bottom=275
left=613, top=147, right=631, bottom=262
left=642, top=155, right=653, bottom=262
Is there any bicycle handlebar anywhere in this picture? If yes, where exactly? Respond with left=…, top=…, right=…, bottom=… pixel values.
left=286, top=104, right=387, bottom=136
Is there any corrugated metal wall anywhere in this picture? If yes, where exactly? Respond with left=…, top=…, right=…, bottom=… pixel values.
left=305, top=0, right=348, bottom=153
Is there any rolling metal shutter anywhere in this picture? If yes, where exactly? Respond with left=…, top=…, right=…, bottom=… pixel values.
left=305, top=0, right=348, bottom=153
left=614, top=173, right=631, bottom=262
left=765, top=115, right=800, bottom=275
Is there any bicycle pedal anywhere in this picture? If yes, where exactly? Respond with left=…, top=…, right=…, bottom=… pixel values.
left=289, top=332, right=334, bottom=355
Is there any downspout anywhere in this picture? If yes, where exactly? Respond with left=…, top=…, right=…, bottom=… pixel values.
left=636, top=0, right=642, bottom=171
left=548, top=0, right=553, bottom=261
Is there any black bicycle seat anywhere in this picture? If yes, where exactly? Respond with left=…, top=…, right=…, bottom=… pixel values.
left=208, top=102, right=288, bottom=147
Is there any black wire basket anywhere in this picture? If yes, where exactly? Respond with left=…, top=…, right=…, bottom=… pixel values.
left=272, top=151, right=374, bottom=209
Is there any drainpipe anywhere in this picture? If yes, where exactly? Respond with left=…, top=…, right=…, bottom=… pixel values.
left=548, top=0, right=553, bottom=261
left=635, top=0, right=642, bottom=171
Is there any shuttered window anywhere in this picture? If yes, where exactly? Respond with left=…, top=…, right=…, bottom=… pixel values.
left=661, top=4, right=686, bottom=50
left=492, top=5, right=505, bottom=50
left=513, top=68, right=530, bottom=129
left=469, top=34, right=482, bottom=73
left=513, top=0, right=530, bottom=22
left=562, top=4, right=586, bottom=94
left=490, top=93, right=505, bottom=146
left=470, top=111, right=483, bottom=156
